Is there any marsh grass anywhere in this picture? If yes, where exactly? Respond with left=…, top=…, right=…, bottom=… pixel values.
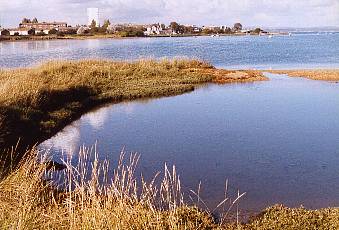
left=268, top=69, right=339, bottom=82
left=0, top=59, right=266, bottom=158
left=1, top=148, right=339, bottom=230
left=0, top=147, right=249, bottom=229
left=0, top=59, right=215, bottom=151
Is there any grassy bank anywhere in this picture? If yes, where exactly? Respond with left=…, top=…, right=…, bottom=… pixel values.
left=0, top=59, right=265, bottom=228
left=1, top=149, right=338, bottom=229
left=0, top=59, right=266, bottom=156
left=1, top=60, right=339, bottom=229
left=269, top=69, right=339, bottom=82
left=0, top=149, right=219, bottom=229
left=0, top=35, right=70, bottom=42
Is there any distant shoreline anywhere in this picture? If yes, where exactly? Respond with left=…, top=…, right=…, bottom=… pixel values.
left=0, top=32, right=288, bottom=43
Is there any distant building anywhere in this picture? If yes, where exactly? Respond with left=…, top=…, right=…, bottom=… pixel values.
left=19, top=22, right=68, bottom=30
left=77, top=26, right=90, bottom=35
left=203, top=25, right=220, bottom=30
left=193, top=26, right=202, bottom=33
left=8, top=28, right=33, bottom=36
left=144, top=24, right=163, bottom=36
left=87, top=8, right=99, bottom=26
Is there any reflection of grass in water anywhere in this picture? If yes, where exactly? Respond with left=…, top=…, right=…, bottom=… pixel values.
left=0, top=148, right=246, bottom=229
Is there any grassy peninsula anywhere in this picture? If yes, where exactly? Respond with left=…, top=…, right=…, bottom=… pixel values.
left=0, top=59, right=266, bottom=155
left=0, top=59, right=264, bottom=229
left=269, top=69, right=339, bottom=81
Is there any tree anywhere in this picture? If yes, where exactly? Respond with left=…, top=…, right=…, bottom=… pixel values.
left=56, top=31, right=65, bottom=36
left=14, top=32, right=20, bottom=36
left=22, top=18, right=31, bottom=23
left=90, top=19, right=97, bottom=28
left=253, top=28, right=262, bottom=34
left=90, top=20, right=99, bottom=33
left=170, top=22, right=180, bottom=33
left=233, top=23, right=243, bottom=32
left=36, top=30, right=45, bottom=36
left=224, top=27, right=232, bottom=34
left=1, top=29, right=10, bottom=36
left=102, top=19, right=111, bottom=28
left=32, top=17, right=38, bottom=23
left=28, top=28, right=35, bottom=35
left=182, top=25, right=194, bottom=34
left=99, top=19, right=111, bottom=33
left=49, top=28, right=58, bottom=35
left=202, top=28, right=213, bottom=34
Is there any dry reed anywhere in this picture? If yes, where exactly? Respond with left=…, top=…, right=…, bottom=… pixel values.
left=0, top=147, right=249, bottom=229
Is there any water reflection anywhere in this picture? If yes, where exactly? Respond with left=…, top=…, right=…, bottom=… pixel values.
left=84, top=107, right=110, bottom=131
left=85, top=39, right=101, bottom=49
left=42, top=123, right=81, bottom=157
left=40, top=74, right=339, bottom=212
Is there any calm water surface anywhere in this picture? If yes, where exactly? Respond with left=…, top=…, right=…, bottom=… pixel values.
left=1, top=33, right=338, bottom=69
left=40, top=74, right=339, bottom=212
left=2, top=34, right=339, bottom=212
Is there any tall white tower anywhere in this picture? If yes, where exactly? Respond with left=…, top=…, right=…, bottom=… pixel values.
left=87, top=8, right=99, bottom=27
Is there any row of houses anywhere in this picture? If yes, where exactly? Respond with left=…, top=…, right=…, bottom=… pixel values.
left=1, top=21, right=77, bottom=36
left=143, top=24, right=202, bottom=36
left=143, top=23, right=243, bottom=36
left=1, top=20, right=247, bottom=37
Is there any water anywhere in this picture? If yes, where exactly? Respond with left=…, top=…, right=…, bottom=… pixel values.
left=1, top=33, right=339, bottom=69
left=40, top=74, right=339, bottom=212
left=2, top=34, right=339, bottom=212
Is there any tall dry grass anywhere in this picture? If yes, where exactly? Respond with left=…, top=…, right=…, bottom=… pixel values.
left=0, top=59, right=217, bottom=151
left=0, top=147, right=247, bottom=229
left=0, top=59, right=267, bottom=165
left=268, top=69, right=339, bottom=81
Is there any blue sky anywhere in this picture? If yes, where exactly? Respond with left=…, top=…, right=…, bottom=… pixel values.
left=0, top=0, right=338, bottom=28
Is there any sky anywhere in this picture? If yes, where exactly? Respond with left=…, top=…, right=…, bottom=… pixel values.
left=0, top=0, right=338, bottom=28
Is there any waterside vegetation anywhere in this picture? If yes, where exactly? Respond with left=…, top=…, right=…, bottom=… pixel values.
left=1, top=59, right=339, bottom=229
left=0, top=150, right=222, bottom=229
left=269, top=69, right=339, bottom=82
left=1, top=148, right=338, bottom=229
left=0, top=59, right=266, bottom=155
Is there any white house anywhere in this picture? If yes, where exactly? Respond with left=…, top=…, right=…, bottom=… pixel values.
left=77, top=26, right=90, bottom=35
left=9, top=28, right=32, bottom=36
left=144, top=24, right=163, bottom=36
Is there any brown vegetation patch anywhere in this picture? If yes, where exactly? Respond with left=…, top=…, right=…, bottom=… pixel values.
left=210, top=70, right=268, bottom=84
left=230, top=205, right=339, bottom=230
left=269, top=69, right=339, bottom=82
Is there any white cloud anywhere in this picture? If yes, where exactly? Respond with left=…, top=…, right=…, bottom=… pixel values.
left=0, top=0, right=338, bottom=27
